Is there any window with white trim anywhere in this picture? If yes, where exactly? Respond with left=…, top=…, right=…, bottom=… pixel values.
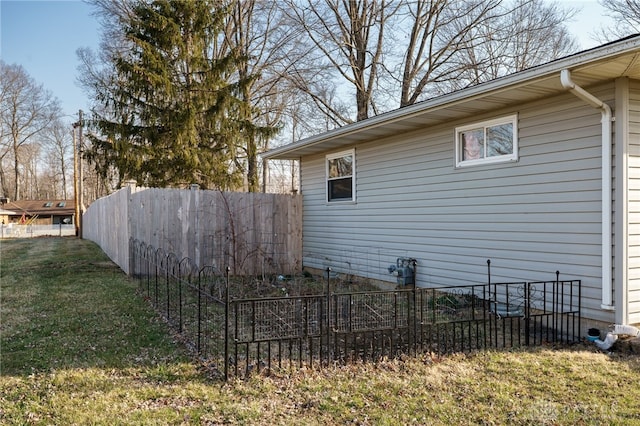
left=455, top=115, right=518, bottom=167
left=326, top=149, right=355, bottom=202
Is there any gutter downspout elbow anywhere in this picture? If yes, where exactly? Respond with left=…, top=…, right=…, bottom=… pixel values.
left=560, top=69, right=614, bottom=310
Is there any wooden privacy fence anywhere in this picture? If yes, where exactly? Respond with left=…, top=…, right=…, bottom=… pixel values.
left=83, top=183, right=302, bottom=275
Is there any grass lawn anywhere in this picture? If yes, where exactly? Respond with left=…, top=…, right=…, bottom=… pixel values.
left=2, top=237, right=640, bottom=425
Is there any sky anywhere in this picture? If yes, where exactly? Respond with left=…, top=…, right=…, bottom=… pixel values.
left=0, top=0, right=616, bottom=123
left=1, top=0, right=100, bottom=120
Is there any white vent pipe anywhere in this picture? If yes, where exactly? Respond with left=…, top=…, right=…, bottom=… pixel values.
left=593, top=324, right=640, bottom=351
left=560, top=69, right=614, bottom=310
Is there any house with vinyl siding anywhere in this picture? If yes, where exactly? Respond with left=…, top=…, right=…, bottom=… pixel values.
left=264, top=35, right=640, bottom=326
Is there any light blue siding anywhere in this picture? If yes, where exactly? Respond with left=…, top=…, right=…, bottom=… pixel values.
left=300, top=84, right=616, bottom=322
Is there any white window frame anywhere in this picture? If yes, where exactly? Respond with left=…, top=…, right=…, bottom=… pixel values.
left=326, top=148, right=356, bottom=203
left=455, top=114, right=518, bottom=168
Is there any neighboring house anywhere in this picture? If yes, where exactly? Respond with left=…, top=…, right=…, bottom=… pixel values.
left=1, top=200, right=75, bottom=225
left=263, top=35, right=640, bottom=326
left=0, top=208, right=18, bottom=225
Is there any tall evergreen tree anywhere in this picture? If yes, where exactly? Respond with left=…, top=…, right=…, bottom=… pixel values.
left=86, top=0, right=275, bottom=189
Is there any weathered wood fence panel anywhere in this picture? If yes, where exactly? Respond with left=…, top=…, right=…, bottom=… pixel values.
left=84, top=184, right=302, bottom=275
left=83, top=187, right=130, bottom=273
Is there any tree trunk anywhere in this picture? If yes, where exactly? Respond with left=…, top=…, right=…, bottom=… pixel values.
left=12, top=149, right=19, bottom=200
left=246, top=133, right=258, bottom=193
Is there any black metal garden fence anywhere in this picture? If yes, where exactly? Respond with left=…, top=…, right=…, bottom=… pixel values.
left=129, top=239, right=582, bottom=380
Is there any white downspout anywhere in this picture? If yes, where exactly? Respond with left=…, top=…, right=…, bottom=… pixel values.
left=560, top=69, right=614, bottom=310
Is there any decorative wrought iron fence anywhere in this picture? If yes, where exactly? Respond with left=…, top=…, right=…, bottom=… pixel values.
left=129, top=239, right=582, bottom=381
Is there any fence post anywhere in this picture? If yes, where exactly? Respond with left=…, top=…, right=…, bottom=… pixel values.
left=556, top=270, right=561, bottom=343
left=578, top=278, right=582, bottom=343
left=487, top=259, right=496, bottom=347
left=326, top=267, right=332, bottom=363
left=525, top=282, right=531, bottom=346
left=224, top=266, right=230, bottom=381
left=412, top=259, right=418, bottom=355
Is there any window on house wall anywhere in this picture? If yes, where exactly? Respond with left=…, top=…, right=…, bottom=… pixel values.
left=455, top=114, right=518, bottom=167
left=326, top=149, right=355, bottom=202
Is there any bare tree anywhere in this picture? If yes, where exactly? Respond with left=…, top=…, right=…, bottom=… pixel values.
left=0, top=61, right=61, bottom=200
left=595, top=0, right=640, bottom=42
left=505, top=1, right=577, bottom=71
left=42, top=119, right=73, bottom=199
left=396, top=0, right=501, bottom=107
left=221, top=0, right=298, bottom=192
left=282, top=0, right=398, bottom=123
left=38, top=151, right=62, bottom=199
left=279, top=0, right=576, bottom=118
left=395, top=0, right=577, bottom=104
left=19, top=143, right=41, bottom=199
left=444, top=0, right=577, bottom=92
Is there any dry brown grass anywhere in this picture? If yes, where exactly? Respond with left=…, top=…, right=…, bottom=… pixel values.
left=2, top=238, right=640, bottom=425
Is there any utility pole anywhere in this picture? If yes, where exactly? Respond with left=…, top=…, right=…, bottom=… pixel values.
left=73, top=110, right=84, bottom=239
left=72, top=125, right=79, bottom=237
left=78, top=110, right=84, bottom=239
